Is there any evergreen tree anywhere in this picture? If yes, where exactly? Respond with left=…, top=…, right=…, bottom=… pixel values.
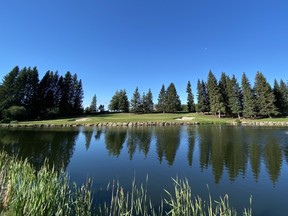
left=274, top=79, right=288, bottom=116
left=241, top=73, right=257, bottom=118
left=166, top=82, right=181, bottom=112
left=186, top=80, right=195, bottom=112
left=157, top=84, right=167, bottom=113
left=109, top=90, right=120, bottom=112
left=89, top=94, right=97, bottom=113
left=207, top=70, right=225, bottom=117
left=130, top=87, right=141, bottom=113
left=145, top=89, right=154, bottom=112
left=118, top=89, right=129, bottom=112
left=0, top=66, right=21, bottom=112
left=227, top=75, right=242, bottom=119
left=73, top=78, right=84, bottom=114
left=254, top=71, right=278, bottom=117
left=196, top=79, right=210, bottom=113
left=219, top=72, right=230, bottom=116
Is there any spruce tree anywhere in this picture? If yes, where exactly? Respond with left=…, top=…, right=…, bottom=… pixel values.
left=186, top=80, right=195, bottom=112
left=219, top=72, right=230, bottom=116
left=89, top=94, right=97, bottom=113
left=279, top=80, right=288, bottom=116
left=166, top=82, right=181, bottom=112
left=207, top=70, right=225, bottom=117
left=130, top=87, right=141, bottom=113
left=146, top=89, right=154, bottom=112
left=109, top=90, right=120, bottom=112
left=274, top=79, right=288, bottom=116
left=241, top=73, right=256, bottom=118
left=157, top=84, right=167, bottom=113
left=119, top=89, right=129, bottom=112
left=254, top=71, right=278, bottom=117
left=227, top=75, right=242, bottom=119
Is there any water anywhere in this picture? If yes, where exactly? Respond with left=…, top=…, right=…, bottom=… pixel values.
left=0, top=125, right=287, bottom=215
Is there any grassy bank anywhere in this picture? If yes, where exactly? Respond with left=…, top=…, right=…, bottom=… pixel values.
left=15, top=113, right=235, bottom=126
left=0, top=151, right=252, bottom=215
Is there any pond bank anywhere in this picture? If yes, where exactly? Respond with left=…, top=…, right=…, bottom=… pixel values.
left=1, top=121, right=288, bottom=128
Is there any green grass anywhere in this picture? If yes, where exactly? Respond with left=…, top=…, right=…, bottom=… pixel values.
left=14, top=112, right=237, bottom=125
left=0, top=151, right=252, bottom=215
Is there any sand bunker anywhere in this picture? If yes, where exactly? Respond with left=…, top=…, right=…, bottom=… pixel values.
left=175, top=116, right=195, bottom=121
left=75, top=118, right=90, bottom=122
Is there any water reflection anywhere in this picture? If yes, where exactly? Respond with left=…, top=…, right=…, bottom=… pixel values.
left=0, top=125, right=287, bottom=185
left=0, top=128, right=78, bottom=171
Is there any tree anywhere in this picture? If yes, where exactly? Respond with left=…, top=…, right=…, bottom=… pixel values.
left=89, top=94, right=97, bottom=113
left=218, top=72, right=230, bottom=116
left=145, top=89, right=154, bottom=112
left=196, top=79, right=210, bottom=113
left=227, top=75, right=242, bottom=119
left=157, top=84, right=167, bottom=113
left=186, top=81, right=195, bottom=112
left=0, top=66, right=21, bottom=113
left=274, top=79, right=288, bottom=116
left=166, top=82, right=181, bottom=112
left=207, top=70, right=225, bottom=117
left=109, top=90, right=120, bottom=112
left=241, top=73, right=257, bottom=118
left=130, top=87, right=142, bottom=113
left=254, top=71, right=278, bottom=117
left=118, top=89, right=129, bottom=112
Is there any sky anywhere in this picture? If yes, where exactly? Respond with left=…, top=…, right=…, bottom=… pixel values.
left=1, top=0, right=288, bottom=109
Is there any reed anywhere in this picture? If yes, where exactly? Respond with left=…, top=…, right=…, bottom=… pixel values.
left=0, top=151, right=252, bottom=216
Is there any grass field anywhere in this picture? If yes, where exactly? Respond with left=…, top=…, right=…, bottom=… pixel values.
left=4, top=112, right=288, bottom=126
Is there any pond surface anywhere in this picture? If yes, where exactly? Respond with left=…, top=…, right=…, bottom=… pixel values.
left=0, top=125, right=288, bottom=215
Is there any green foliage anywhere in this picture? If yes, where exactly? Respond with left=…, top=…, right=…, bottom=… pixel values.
left=254, top=71, right=278, bottom=117
left=130, top=87, right=142, bottom=113
left=109, top=89, right=129, bottom=112
left=207, top=71, right=225, bottom=117
left=89, top=94, right=97, bottom=113
left=227, top=75, right=243, bottom=118
left=186, top=81, right=195, bottom=112
left=157, top=84, right=167, bottom=113
left=219, top=72, right=231, bottom=115
left=197, top=79, right=210, bottom=113
left=241, top=73, right=257, bottom=118
left=273, top=79, right=288, bottom=116
left=2, top=106, right=27, bottom=121
left=166, top=83, right=181, bottom=113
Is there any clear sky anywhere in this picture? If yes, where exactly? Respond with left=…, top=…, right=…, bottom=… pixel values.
left=1, top=0, right=288, bottom=108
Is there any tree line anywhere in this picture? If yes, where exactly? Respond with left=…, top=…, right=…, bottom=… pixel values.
left=0, top=66, right=83, bottom=121
left=197, top=70, right=288, bottom=118
left=1, top=66, right=288, bottom=121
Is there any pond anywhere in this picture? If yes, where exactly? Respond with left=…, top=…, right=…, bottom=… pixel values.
left=0, top=125, right=287, bottom=215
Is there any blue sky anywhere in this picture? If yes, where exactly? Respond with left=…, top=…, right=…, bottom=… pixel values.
left=1, top=0, right=288, bottom=108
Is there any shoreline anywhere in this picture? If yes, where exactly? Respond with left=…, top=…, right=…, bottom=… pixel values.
left=1, top=121, right=288, bottom=128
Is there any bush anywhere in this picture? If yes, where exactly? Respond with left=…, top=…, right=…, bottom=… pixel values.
left=2, top=106, right=27, bottom=121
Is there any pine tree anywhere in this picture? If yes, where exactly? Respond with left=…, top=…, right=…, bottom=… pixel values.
left=166, top=82, right=181, bottom=113
left=186, top=81, right=195, bottom=112
left=157, top=84, right=167, bottom=113
left=0, top=66, right=21, bottom=112
left=227, top=75, right=242, bottom=119
left=254, top=71, right=278, bottom=117
left=145, top=89, right=154, bottom=112
left=89, top=94, right=97, bottom=113
left=219, top=72, right=230, bottom=116
left=130, top=87, right=141, bottom=113
left=118, top=89, right=129, bottom=112
left=274, top=79, right=288, bottom=116
left=207, top=71, right=225, bottom=117
left=241, top=73, right=256, bottom=118
left=109, top=90, right=120, bottom=112
left=197, top=79, right=210, bottom=113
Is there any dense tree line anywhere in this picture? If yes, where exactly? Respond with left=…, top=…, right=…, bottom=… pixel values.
left=0, top=66, right=84, bottom=121
left=197, top=70, right=288, bottom=118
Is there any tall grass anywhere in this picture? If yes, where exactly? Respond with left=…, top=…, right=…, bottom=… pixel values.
left=0, top=151, right=252, bottom=215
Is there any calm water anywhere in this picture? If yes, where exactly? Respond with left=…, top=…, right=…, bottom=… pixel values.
left=0, top=125, right=287, bottom=215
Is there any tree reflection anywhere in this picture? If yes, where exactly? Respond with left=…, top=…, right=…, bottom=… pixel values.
left=105, top=128, right=127, bottom=157
left=126, top=127, right=152, bottom=160
left=155, top=126, right=181, bottom=166
left=83, top=128, right=94, bottom=150
left=186, top=127, right=196, bottom=167
left=264, top=137, right=282, bottom=184
left=0, top=128, right=78, bottom=171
